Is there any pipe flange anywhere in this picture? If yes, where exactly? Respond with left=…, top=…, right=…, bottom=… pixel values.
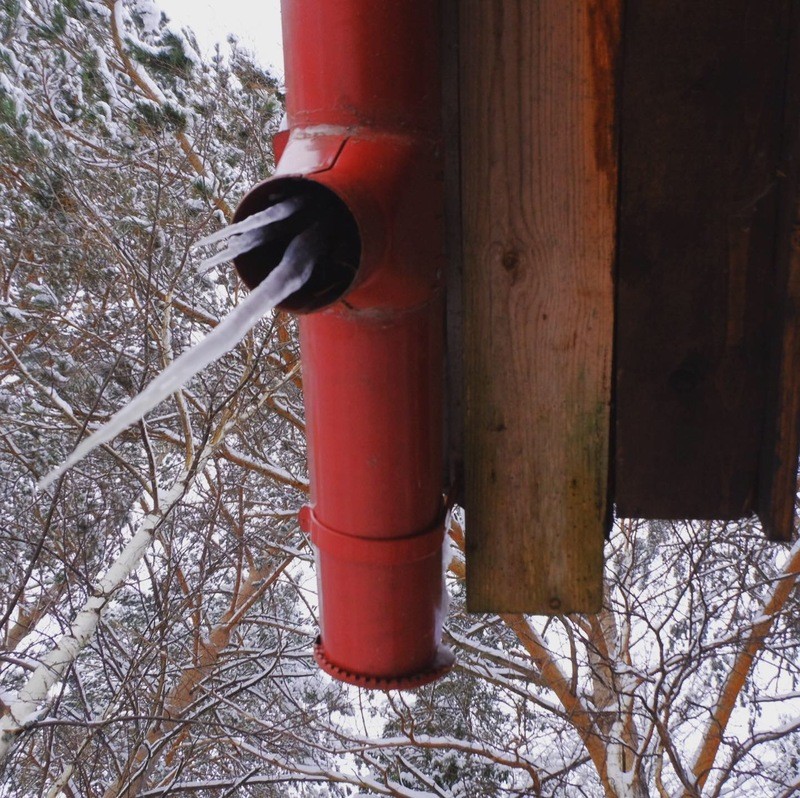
left=313, top=637, right=454, bottom=691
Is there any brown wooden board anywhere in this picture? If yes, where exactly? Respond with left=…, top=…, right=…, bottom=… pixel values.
left=758, top=5, right=800, bottom=541
left=460, top=0, right=619, bottom=613
left=442, top=0, right=465, bottom=502
left=615, top=1, right=793, bottom=520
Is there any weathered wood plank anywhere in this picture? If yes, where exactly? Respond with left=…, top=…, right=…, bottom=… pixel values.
left=615, top=1, right=792, bottom=520
left=460, top=0, right=619, bottom=613
left=758, top=6, right=800, bottom=542
left=442, top=0, right=465, bottom=502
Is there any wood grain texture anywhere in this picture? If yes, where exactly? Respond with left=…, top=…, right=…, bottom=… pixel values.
left=615, top=1, right=793, bottom=520
left=758, top=5, right=800, bottom=541
left=460, top=0, right=619, bottom=612
left=442, top=0, right=465, bottom=502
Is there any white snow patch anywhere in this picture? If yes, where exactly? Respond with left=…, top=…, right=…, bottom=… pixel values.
left=131, top=0, right=161, bottom=34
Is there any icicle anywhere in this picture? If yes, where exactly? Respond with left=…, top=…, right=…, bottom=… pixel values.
left=195, top=198, right=302, bottom=248
left=195, top=226, right=269, bottom=275
left=37, top=223, right=320, bottom=492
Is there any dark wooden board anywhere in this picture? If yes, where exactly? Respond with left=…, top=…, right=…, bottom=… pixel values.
left=758, top=4, right=800, bottom=541
left=460, top=0, right=619, bottom=613
left=442, top=0, right=465, bottom=502
left=615, top=1, right=793, bottom=520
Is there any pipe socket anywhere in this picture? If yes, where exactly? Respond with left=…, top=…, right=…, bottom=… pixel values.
left=232, top=130, right=445, bottom=313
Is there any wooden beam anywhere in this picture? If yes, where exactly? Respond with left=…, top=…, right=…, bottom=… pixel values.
left=615, top=1, right=793, bottom=520
left=442, top=0, right=465, bottom=501
left=460, top=0, right=619, bottom=613
left=758, top=4, right=800, bottom=542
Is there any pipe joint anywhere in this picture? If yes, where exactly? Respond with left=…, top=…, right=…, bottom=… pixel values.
left=299, top=504, right=454, bottom=687
left=233, top=128, right=444, bottom=314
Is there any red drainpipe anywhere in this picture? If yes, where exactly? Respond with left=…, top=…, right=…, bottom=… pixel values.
left=232, top=1, right=452, bottom=688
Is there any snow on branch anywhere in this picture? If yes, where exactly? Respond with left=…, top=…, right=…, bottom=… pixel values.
left=0, top=359, right=302, bottom=767
left=0, top=469, right=190, bottom=763
left=690, top=535, right=800, bottom=793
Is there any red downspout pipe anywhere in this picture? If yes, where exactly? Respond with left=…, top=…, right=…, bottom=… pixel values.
left=232, top=1, right=452, bottom=688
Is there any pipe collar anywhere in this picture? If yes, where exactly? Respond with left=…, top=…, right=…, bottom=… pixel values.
left=299, top=504, right=445, bottom=564
left=233, top=128, right=445, bottom=314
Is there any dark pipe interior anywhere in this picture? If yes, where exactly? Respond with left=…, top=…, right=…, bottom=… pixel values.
left=232, top=177, right=361, bottom=313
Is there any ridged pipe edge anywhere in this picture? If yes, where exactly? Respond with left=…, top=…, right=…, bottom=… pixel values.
left=313, top=637, right=455, bottom=691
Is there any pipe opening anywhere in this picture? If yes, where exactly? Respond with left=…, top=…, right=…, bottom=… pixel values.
left=232, top=177, right=361, bottom=313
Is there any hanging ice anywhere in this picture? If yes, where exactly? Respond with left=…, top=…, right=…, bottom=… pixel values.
left=37, top=220, right=320, bottom=491
left=195, top=199, right=304, bottom=275
left=196, top=198, right=302, bottom=248
left=195, top=226, right=270, bottom=275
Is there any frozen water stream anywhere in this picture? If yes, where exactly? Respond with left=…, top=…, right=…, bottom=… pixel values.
left=38, top=213, right=318, bottom=491
left=195, top=199, right=303, bottom=274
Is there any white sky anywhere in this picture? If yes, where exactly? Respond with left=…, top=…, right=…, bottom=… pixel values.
left=156, top=0, right=284, bottom=76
